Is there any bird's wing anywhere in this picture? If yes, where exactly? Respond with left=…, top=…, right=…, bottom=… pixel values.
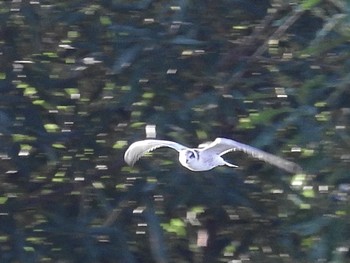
left=124, top=139, right=187, bottom=166
left=204, top=138, right=303, bottom=173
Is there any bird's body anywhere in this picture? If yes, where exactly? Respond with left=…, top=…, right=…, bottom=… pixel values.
left=124, top=138, right=302, bottom=173
left=178, top=148, right=235, bottom=171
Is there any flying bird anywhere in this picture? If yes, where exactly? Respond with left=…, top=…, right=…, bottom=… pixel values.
left=124, top=138, right=302, bottom=173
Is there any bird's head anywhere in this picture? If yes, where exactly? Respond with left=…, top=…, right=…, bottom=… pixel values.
left=179, top=149, right=199, bottom=168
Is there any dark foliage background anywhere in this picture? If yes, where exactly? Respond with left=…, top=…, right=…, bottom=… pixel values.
left=0, top=0, right=349, bottom=262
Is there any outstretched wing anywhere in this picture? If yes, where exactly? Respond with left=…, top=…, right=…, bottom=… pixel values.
left=124, top=139, right=187, bottom=166
left=204, top=138, right=303, bottom=173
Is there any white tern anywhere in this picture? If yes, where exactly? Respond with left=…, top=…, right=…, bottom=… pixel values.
left=124, top=137, right=302, bottom=173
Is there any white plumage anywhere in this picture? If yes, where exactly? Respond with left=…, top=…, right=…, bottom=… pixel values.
left=124, top=137, right=302, bottom=173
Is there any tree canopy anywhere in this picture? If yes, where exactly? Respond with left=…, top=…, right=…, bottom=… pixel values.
left=0, top=0, right=349, bottom=262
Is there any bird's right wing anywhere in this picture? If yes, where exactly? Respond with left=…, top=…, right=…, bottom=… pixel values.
left=124, top=139, right=187, bottom=166
left=206, top=138, right=303, bottom=174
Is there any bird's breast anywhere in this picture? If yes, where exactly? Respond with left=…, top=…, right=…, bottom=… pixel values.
left=186, top=155, right=218, bottom=171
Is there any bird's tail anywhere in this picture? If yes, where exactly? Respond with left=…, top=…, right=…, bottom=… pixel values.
left=224, top=161, right=238, bottom=168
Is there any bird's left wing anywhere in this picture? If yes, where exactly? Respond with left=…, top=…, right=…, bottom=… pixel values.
left=124, top=139, right=187, bottom=166
left=205, top=138, right=303, bottom=173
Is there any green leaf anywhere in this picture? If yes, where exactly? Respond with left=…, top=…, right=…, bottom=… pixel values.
left=100, top=16, right=112, bottom=25
left=52, top=143, right=66, bottom=149
left=12, top=134, right=36, bottom=142
left=301, top=0, right=321, bottom=10
left=113, top=140, right=128, bottom=149
left=0, top=197, right=8, bottom=205
left=161, top=218, right=186, bottom=237
left=44, top=123, right=60, bottom=132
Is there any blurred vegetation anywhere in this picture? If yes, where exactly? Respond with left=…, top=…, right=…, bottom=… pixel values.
left=0, top=0, right=350, bottom=262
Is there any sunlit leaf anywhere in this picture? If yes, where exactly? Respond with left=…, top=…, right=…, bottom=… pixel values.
left=0, top=197, right=8, bottom=204
left=12, top=134, right=36, bottom=142
left=44, top=123, right=60, bottom=132
left=161, top=218, right=186, bottom=237
left=113, top=140, right=128, bottom=149
left=52, top=143, right=66, bottom=149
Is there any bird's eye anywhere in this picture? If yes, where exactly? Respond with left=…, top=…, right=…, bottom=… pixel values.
left=188, top=151, right=196, bottom=159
